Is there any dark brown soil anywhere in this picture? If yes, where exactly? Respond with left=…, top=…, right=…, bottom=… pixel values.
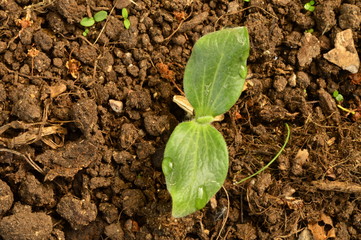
left=0, top=0, right=360, bottom=239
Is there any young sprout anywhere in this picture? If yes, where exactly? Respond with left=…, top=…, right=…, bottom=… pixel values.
left=332, top=90, right=344, bottom=102
left=83, top=28, right=90, bottom=36
left=80, top=10, right=108, bottom=36
left=333, top=90, right=356, bottom=115
left=304, top=0, right=316, bottom=12
left=163, top=28, right=250, bottom=217
left=122, top=8, right=131, bottom=29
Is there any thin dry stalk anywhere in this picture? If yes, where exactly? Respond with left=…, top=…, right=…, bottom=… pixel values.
left=215, top=185, right=230, bottom=240
left=0, top=148, right=44, bottom=174
left=93, top=1, right=117, bottom=45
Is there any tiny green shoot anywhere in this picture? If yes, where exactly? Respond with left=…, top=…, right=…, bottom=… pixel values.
left=122, top=8, right=131, bottom=29
left=305, top=28, right=314, bottom=33
left=82, top=28, right=90, bottom=37
left=163, top=27, right=250, bottom=218
left=333, top=90, right=356, bottom=114
left=244, top=0, right=250, bottom=2
left=332, top=90, right=344, bottom=102
left=80, top=10, right=108, bottom=36
left=304, top=0, right=316, bottom=12
left=233, top=123, right=290, bottom=185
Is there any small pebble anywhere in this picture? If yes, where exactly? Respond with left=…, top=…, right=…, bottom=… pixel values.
left=127, top=64, right=139, bottom=77
left=288, top=73, right=297, bottom=87
left=109, top=99, right=123, bottom=113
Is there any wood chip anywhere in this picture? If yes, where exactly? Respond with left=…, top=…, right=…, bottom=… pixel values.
left=311, top=180, right=361, bottom=194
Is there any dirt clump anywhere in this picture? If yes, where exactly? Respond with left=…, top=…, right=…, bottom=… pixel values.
left=0, top=203, right=53, bottom=240
left=0, top=179, right=13, bottom=216
left=56, top=194, right=98, bottom=230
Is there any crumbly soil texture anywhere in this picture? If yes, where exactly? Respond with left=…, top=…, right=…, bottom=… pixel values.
left=0, top=0, right=360, bottom=239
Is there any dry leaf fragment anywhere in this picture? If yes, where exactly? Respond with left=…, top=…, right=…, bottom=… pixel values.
left=0, top=120, right=67, bottom=149
left=16, top=18, right=33, bottom=29
left=27, top=47, right=40, bottom=58
left=283, top=197, right=304, bottom=210
left=156, top=62, right=175, bottom=81
left=0, top=125, right=66, bottom=148
left=65, top=59, right=81, bottom=79
left=173, top=11, right=186, bottom=22
left=308, top=213, right=336, bottom=240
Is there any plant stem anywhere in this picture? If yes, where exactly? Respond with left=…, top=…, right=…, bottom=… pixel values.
left=234, top=123, right=291, bottom=185
left=337, top=105, right=356, bottom=114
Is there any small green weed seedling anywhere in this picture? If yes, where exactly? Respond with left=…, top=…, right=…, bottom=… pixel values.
left=333, top=90, right=356, bottom=114
left=162, top=27, right=250, bottom=217
left=80, top=10, right=108, bottom=36
left=305, top=28, right=314, bottom=33
left=122, top=8, right=130, bottom=29
left=304, top=0, right=316, bottom=12
left=332, top=90, right=344, bottom=102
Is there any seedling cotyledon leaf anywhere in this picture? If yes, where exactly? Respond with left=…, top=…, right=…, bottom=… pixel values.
left=94, top=10, right=108, bottom=22
left=332, top=90, right=344, bottom=102
left=304, top=0, right=316, bottom=12
left=122, top=8, right=131, bottom=29
left=80, top=11, right=108, bottom=36
left=80, top=17, right=95, bottom=27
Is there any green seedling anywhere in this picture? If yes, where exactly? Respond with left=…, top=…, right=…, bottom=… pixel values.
left=304, top=0, right=315, bottom=12
left=305, top=28, right=314, bottom=33
left=83, top=28, right=90, bottom=36
left=122, top=8, right=130, bottom=29
left=80, top=10, right=108, bottom=36
left=333, top=90, right=356, bottom=114
left=333, top=90, right=344, bottom=102
left=162, top=27, right=250, bottom=217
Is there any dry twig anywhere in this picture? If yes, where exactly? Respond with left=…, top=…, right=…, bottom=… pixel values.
left=93, top=1, right=117, bottom=45
left=0, top=148, right=44, bottom=174
left=216, top=185, right=230, bottom=240
left=312, top=180, right=361, bottom=194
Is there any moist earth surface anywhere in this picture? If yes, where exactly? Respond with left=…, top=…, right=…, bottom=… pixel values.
left=0, top=0, right=360, bottom=239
